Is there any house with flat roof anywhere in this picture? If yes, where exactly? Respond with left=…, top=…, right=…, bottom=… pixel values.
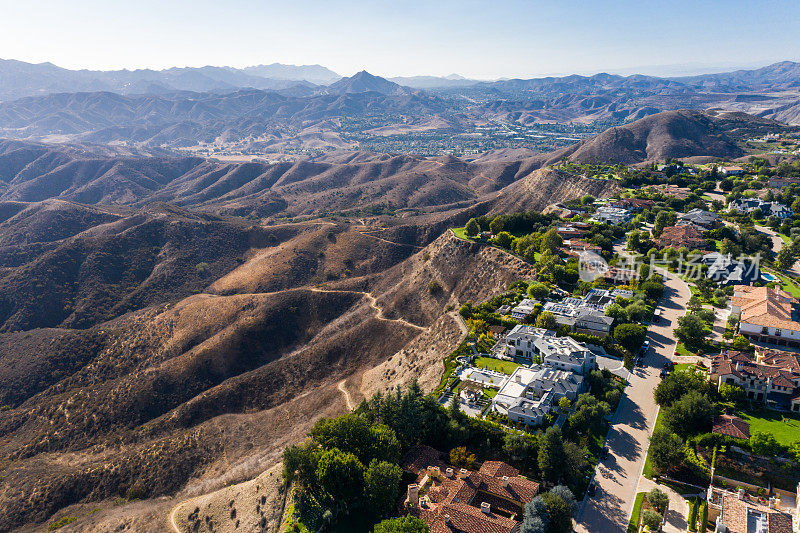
left=535, top=336, right=597, bottom=374
left=402, top=445, right=540, bottom=533
left=500, top=325, right=555, bottom=362
left=510, top=298, right=539, bottom=319
left=542, top=288, right=627, bottom=338
left=592, top=206, right=633, bottom=225
left=492, top=365, right=586, bottom=426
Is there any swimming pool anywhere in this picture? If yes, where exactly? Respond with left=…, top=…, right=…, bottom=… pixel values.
left=762, top=273, right=777, bottom=282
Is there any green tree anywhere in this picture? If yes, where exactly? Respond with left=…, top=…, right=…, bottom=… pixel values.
left=777, top=248, right=795, bottom=270
left=538, top=426, right=566, bottom=483
left=540, top=486, right=577, bottom=533
left=558, top=396, right=572, bottom=412
left=648, top=427, right=685, bottom=475
left=675, top=313, right=710, bottom=347
left=614, top=323, right=647, bottom=354
left=788, top=440, right=800, bottom=464
left=364, top=459, right=403, bottom=517
left=641, top=509, right=664, bottom=530
left=719, top=383, right=745, bottom=404
left=310, top=413, right=401, bottom=464
left=647, top=488, right=669, bottom=514
left=653, top=210, right=677, bottom=238
left=732, top=335, right=751, bottom=351
left=536, top=311, right=559, bottom=331
left=568, top=394, right=611, bottom=435
left=662, top=390, right=714, bottom=438
left=282, top=440, right=321, bottom=485
left=541, top=228, right=563, bottom=254
left=494, top=231, right=514, bottom=248
left=528, top=282, right=550, bottom=300
left=489, top=216, right=506, bottom=235
left=373, top=516, right=430, bottom=533
left=654, top=369, right=710, bottom=407
left=750, top=431, right=781, bottom=457
left=503, top=432, right=532, bottom=462
left=315, top=448, right=364, bottom=507
left=465, top=218, right=480, bottom=237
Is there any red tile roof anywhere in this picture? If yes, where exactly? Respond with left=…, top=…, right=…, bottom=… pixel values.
left=713, top=414, right=750, bottom=440
left=658, top=224, right=706, bottom=249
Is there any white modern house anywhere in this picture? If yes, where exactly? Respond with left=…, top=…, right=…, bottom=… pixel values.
left=501, top=325, right=555, bottom=361
left=511, top=298, right=539, bottom=319
left=592, top=206, right=633, bottom=225
left=492, top=365, right=586, bottom=426
left=536, top=336, right=597, bottom=374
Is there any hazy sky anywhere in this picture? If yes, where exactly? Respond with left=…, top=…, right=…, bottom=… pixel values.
left=3, top=0, right=799, bottom=78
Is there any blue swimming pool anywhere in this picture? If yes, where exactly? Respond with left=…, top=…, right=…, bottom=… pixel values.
left=762, top=273, right=777, bottom=282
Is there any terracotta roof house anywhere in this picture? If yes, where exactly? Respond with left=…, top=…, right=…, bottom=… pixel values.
left=402, top=446, right=540, bottom=533
left=732, top=286, right=800, bottom=349
left=657, top=224, right=706, bottom=249
left=709, top=349, right=800, bottom=412
left=707, top=486, right=797, bottom=533
left=612, top=198, right=655, bottom=212
left=713, top=414, right=750, bottom=440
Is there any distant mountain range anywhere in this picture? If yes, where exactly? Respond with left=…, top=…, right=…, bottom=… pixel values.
left=0, top=59, right=341, bottom=101
left=0, top=59, right=800, bottom=151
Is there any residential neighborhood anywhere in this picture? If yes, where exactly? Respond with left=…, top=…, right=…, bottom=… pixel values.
left=284, top=156, right=800, bottom=533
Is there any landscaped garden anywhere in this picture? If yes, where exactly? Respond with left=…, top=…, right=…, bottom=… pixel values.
left=474, top=356, right=520, bottom=375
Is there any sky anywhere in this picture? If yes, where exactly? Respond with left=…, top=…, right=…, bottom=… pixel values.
left=2, top=0, right=799, bottom=79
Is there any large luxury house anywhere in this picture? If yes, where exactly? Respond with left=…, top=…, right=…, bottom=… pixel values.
left=493, top=365, right=586, bottom=426
left=701, top=252, right=760, bottom=286
left=678, top=208, right=720, bottom=229
left=709, top=349, right=800, bottom=412
left=657, top=224, right=707, bottom=249
left=728, top=198, right=793, bottom=219
left=541, top=288, right=629, bottom=338
left=707, top=485, right=798, bottom=533
left=732, top=286, right=800, bottom=347
left=499, top=325, right=597, bottom=372
left=402, top=445, right=539, bottom=533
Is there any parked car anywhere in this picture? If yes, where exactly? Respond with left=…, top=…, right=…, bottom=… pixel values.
left=640, top=340, right=650, bottom=355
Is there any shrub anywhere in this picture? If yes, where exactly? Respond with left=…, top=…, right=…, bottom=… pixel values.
left=641, top=509, right=663, bottom=531
left=48, top=517, right=77, bottom=531
left=427, top=280, right=443, bottom=294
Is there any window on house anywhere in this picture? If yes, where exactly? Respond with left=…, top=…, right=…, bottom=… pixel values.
left=776, top=329, right=782, bottom=337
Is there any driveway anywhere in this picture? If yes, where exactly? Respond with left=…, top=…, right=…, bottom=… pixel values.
left=576, top=249, right=691, bottom=533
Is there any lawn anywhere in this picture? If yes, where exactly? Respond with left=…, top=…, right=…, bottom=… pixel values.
left=736, top=408, right=800, bottom=446
left=628, top=492, right=646, bottom=533
left=643, top=408, right=665, bottom=479
left=452, top=227, right=474, bottom=241
left=474, top=356, right=520, bottom=375
left=482, top=387, right=498, bottom=399
left=767, top=269, right=800, bottom=298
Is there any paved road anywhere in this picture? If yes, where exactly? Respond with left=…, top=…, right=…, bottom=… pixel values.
left=576, top=250, right=690, bottom=533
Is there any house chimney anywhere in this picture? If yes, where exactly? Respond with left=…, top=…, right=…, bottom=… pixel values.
left=407, top=484, right=419, bottom=506
left=445, top=467, right=454, bottom=478
left=459, top=468, right=468, bottom=480
left=738, top=488, right=746, bottom=500
left=769, top=497, right=777, bottom=509
left=432, top=466, right=441, bottom=479
left=736, top=361, right=743, bottom=371
left=502, top=476, right=509, bottom=488
left=481, top=502, right=491, bottom=514
left=444, top=515, right=452, bottom=526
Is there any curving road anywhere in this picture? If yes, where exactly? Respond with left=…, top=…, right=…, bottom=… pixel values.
left=575, top=246, right=691, bottom=533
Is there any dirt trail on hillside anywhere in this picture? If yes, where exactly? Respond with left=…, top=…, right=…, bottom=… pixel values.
left=309, top=287, right=425, bottom=331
